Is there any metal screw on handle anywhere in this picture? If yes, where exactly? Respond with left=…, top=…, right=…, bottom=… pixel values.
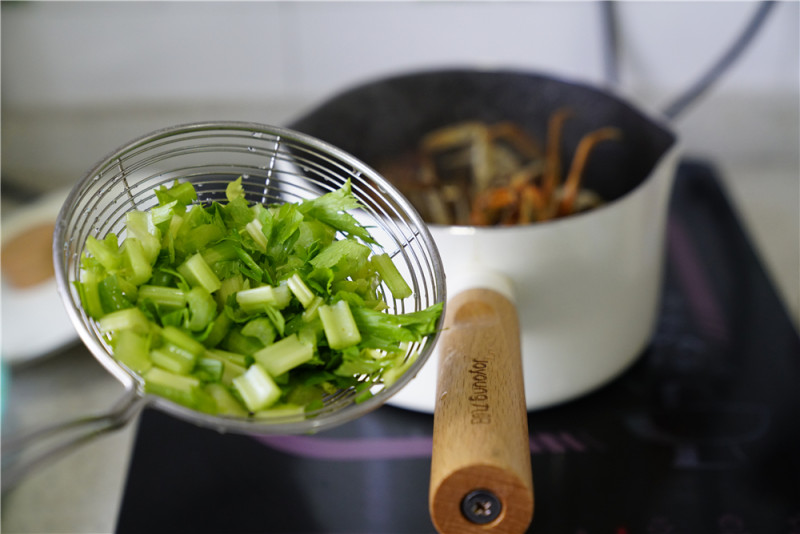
left=461, top=489, right=502, bottom=524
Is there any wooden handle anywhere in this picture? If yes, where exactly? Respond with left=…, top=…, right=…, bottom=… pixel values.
left=429, top=288, right=534, bottom=534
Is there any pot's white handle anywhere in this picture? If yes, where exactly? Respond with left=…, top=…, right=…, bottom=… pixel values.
left=429, top=287, right=533, bottom=534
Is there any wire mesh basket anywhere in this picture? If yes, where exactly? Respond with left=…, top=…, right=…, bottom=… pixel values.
left=53, top=121, right=446, bottom=435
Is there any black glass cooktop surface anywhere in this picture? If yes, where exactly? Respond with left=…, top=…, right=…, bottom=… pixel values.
left=116, top=160, right=800, bottom=534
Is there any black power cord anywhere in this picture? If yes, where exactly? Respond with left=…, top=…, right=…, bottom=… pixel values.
left=600, top=1, right=778, bottom=120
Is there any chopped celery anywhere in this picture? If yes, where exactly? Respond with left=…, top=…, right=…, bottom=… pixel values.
left=178, top=252, right=221, bottom=293
left=143, top=367, right=202, bottom=407
left=203, top=312, right=232, bottom=348
left=253, top=403, right=305, bottom=421
left=245, top=219, right=268, bottom=252
left=122, top=238, right=153, bottom=285
left=161, top=325, right=205, bottom=357
left=301, top=296, right=324, bottom=322
left=155, top=180, right=197, bottom=206
left=216, top=273, right=244, bottom=308
left=98, top=307, right=151, bottom=334
left=310, top=239, right=371, bottom=272
left=319, top=300, right=362, bottom=350
left=221, top=327, right=264, bottom=356
left=236, top=284, right=291, bottom=312
left=206, top=348, right=251, bottom=368
left=232, top=363, right=281, bottom=412
left=204, top=350, right=248, bottom=385
left=111, top=329, right=152, bottom=374
left=149, top=200, right=178, bottom=228
left=253, top=333, right=314, bottom=377
left=85, top=234, right=121, bottom=272
left=371, top=253, right=412, bottom=299
left=99, top=274, right=135, bottom=313
left=77, top=272, right=105, bottom=320
left=138, top=285, right=186, bottom=308
left=240, top=317, right=276, bottom=347
left=77, top=179, right=442, bottom=417
left=125, top=211, right=161, bottom=262
left=287, top=273, right=315, bottom=308
left=185, top=286, right=216, bottom=332
left=150, top=344, right=197, bottom=375
left=194, top=357, right=224, bottom=383
left=205, top=383, right=247, bottom=417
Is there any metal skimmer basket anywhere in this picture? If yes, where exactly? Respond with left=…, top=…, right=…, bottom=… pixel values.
left=53, top=121, right=446, bottom=436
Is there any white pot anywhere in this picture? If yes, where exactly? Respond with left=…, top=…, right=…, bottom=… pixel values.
left=389, top=143, right=680, bottom=412
left=290, top=68, right=680, bottom=413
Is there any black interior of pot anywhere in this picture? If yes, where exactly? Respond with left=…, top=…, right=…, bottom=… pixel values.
left=289, top=69, right=676, bottom=206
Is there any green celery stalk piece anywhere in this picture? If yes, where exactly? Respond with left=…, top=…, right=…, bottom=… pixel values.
left=160, top=325, right=205, bottom=357
left=122, top=238, right=153, bottom=286
left=235, top=284, right=291, bottom=312
left=201, top=240, right=239, bottom=266
left=125, top=211, right=161, bottom=263
left=240, top=317, right=277, bottom=347
left=301, top=296, right=324, bottom=322
left=205, top=383, right=247, bottom=417
left=232, top=363, right=281, bottom=412
left=111, top=329, right=152, bottom=374
left=205, top=348, right=251, bottom=368
left=203, top=350, right=248, bottom=386
left=150, top=344, right=197, bottom=375
left=286, top=273, right=316, bottom=308
left=138, top=285, right=186, bottom=308
left=162, top=213, right=183, bottom=263
left=216, top=273, right=244, bottom=308
left=98, top=307, right=151, bottom=334
left=203, top=312, right=233, bottom=349
left=98, top=274, right=135, bottom=313
left=253, top=403, right=305, bottom=421
left=143, top=367, right=202, bottom=408
left=85, top=234, right=121, bottom=272
left=318, top=300, right=362, bottom=350
left=245, top=219, right=268, bottom=252
left=77, top=278, right=105, bottom=320
left=221, top=327, right=264, bottom=355
left=185, top=286, right=217, bottom=332
left=253, top=333, right=314, bottom=377
left=194, top=357, right=224, bottom=383
left=177, top=252, right=222, bottom=293
left=371, top=253, right=412, bottom=299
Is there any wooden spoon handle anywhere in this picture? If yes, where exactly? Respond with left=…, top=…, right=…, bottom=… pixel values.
left=429, top=288, right=534, bottom=534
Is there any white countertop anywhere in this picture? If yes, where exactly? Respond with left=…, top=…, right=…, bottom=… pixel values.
left=1, top=111, right=797, bottom=533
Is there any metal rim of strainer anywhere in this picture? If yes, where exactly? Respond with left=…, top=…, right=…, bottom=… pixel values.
left=52, top=121, right=446, bottom=435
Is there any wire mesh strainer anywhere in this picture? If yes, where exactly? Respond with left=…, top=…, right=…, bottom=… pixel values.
left=51, top=121, right=445, bottom=437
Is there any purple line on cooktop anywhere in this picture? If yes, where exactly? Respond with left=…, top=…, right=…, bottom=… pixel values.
left=256, top=435, right=433, bottom=460
left=667, top=217, right=729, bottom=343
left=255, top=431, right=596, bottom=460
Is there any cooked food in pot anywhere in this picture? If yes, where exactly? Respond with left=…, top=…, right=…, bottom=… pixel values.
left=377, top=109, right=621, bottom=226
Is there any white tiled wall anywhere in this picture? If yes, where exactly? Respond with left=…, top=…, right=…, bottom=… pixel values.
left=3, top=2, right=797, bottom=108
left=3, top=1, right=798, bottom=188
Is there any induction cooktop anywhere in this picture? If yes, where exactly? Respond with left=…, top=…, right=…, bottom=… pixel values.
left=116, top=160, right=800, bottom=534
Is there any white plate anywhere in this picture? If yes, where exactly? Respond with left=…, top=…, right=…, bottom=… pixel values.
left=1, top=189, right=77, bottom=364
